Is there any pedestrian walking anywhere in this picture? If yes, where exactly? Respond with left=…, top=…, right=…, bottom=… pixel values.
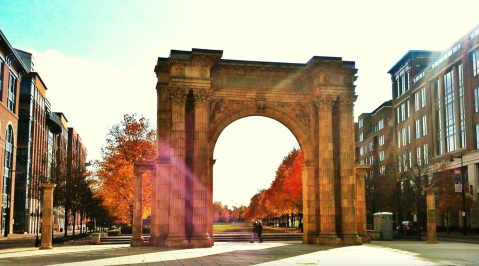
left=257, top=220, right=263, bottom=243
left=249, top=220, right=257, bottom=243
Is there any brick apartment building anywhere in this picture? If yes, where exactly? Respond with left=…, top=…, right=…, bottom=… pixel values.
left=0, top=28, right=88, bottom=235
left=356, top=23, right=479, bottom=230
left=0, top=29, right=28, bottom=236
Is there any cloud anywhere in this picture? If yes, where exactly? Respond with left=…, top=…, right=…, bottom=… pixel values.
left=27, top=49, right=157, bottom=161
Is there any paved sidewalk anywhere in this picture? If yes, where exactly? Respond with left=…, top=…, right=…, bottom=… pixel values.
left=0, top=239, right=478, bottom=266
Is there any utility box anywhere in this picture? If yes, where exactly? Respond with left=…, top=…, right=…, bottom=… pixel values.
left=373, top=212, right=393, bottom=240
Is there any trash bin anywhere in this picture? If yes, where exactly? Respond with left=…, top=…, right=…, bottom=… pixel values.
left=91, top=233, right=101, bottom=245
left=373, top=212, right=393, bottom=240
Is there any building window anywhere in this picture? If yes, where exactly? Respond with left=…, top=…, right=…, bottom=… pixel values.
left=359, top=132, right=363, bottom=142
left=435, top=78, right=443, bottom=155
left=380, top=165, right=385, bottom=175
left=0, top=60, right=3, bottom=95
left=476, top=123, right=479, bottom=149
left=396, top=107, right=401, bottom=124
left=378, top=119, right=384, bottom=131
left=379, top=135, right=385, bottom=146
left=408, top=125, right=411, bottom=144
left=421, top=87, right=427, bottom=108
left=379, top=150, right=385, bottom=161
left=369, top=141, right=373, bottom=152
left=424, top=144, right=429, bottom=165
left=416, top=146, right=422, bottom=166
left=416, top=119, right=421, bottom=139
left=414, top=92, right=419, bottom=111
left=475, top=87, right=479, bottom=113
left=2, top=125, right=14, bottom=218
left=7, top=72, right=16, bottom=112
left=403, top=154, right=408, bottom=171
left=406, top=99, right=410, bottom=118
left=402, top=128, right=406, bottom=146
left=397, top=131, right=401, bottom=148
left=422, top=115, right=427, bottom=136
left=360, top=146, right=364, bottom=156
left=359, top=118, right=363, bottom=129
left=473, top=48, right=479, bottom=77
left=444, top=70, right=456, bottom=152
left=459, top=64, right=466, bottom=148
left=409, top=151, right=412, bottom=168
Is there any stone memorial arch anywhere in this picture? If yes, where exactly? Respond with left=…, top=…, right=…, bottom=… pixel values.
left=132, top=49, right=368, bottom=248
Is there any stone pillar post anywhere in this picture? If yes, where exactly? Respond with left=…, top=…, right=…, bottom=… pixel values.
left=301, top=160, right=316, bottom=244
left=190, top=89, right=212, bottom=248
left=424, top=187, right=438, bottom=244
left=316, top=95, right=340, bottom=245
left=131, top=164, right=145, bottom=247
left=355, top=164, right=370, bottom=243
left=39, top=183, right=56, bottom=250
left=337, top=95, right=361, bottom=245
left=165, top=88, right=189, bottom=248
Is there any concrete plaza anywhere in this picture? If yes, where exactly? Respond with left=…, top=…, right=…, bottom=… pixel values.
left=0, top=238, right=478, bottom=266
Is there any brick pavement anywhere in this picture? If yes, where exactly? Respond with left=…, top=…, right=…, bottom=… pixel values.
left=1, top=233, right=479, bottom=266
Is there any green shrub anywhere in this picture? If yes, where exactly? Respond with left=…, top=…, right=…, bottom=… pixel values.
left=107, top=229, right=120, bottom=236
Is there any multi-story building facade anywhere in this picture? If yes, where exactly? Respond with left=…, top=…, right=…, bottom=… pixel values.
left=66, top=127, right=88, bottom=232
left=14, top=54, right=64, bottom=233
left=356, top=23, right=479, bottom=230
left=0, top=29, right=28, bottom=236
left=0, top=28, right=89, bottom=236
left=356, top=100, right=394, bottom=175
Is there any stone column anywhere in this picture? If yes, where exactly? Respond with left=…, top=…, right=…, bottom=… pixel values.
left=301, top=160, right=316, bottom=244
left=39, top=183, right=56, bottom=250
left=424, top=187, right=438, bottom=244
left=355, top=164, right=370, bottom=243
left=190, top=89, right=212, bottom=248
left=131, top=163, right=145, bottom=247
left=316, top=95, right=341, bottom=245
left=208, top=158, right=216, bottom=244
left=154, top=84, right=172, bottom=247
left=165, top=88, right=189, bottom=248
left=148, top=164, right=157, bottom=246
left=337, top=95, right=361, bottom=245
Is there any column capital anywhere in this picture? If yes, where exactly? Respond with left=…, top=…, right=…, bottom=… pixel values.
left=193, top=89, right=212, bottom=104
left=316, top=94, right=335, bottom=111
left=168, top=87, right=189, bottom=104
left=336, top=94, right=356, bottom=112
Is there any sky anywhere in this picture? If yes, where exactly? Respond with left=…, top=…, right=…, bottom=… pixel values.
left=1, top=0, right=479, bottom=207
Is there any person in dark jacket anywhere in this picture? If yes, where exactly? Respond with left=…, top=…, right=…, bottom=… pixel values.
left=249, top=220, right=257, bottom=243
left=256, top=220, right=263, bottom=243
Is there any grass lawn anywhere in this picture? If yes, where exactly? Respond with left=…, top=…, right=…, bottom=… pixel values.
left=213, top=223, right=301, bottom=234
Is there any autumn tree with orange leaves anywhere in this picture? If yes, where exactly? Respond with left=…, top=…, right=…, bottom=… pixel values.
left=93, top=114, right=156, bottom=223
left=243, top=149, right=303, bottom=221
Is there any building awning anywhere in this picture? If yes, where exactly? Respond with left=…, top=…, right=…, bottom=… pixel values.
left=47, top=112, right=62, bottom=134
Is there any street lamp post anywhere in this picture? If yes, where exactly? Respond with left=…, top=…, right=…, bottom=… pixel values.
left=451, top=152, right=468, bottom=236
